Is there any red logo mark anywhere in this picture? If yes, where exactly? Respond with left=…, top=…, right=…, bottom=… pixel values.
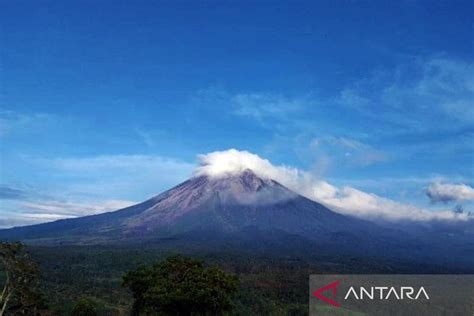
left=312, top=280, right=341, bottom=307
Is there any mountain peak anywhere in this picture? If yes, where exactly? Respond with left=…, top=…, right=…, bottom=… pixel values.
left=240, top=167, right=258, bottom=177
left=239, top=168, right=265, bottom=189
left=200, top=167, right=275, bottom=194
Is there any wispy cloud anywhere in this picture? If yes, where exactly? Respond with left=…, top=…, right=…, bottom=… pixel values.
left=232, top=93, right=309, bottom=121
left=193, top=58, right=473, bottom=177
left=196, top=149, right=469, bottom=222
left=0, top=199, right=136, bottom=229
left=426, top=182, right=474, bottom=203
left=0, top=109, right=58, bottom=137
left=194, top=88, right=388, bottom=172
left=310, top=136, right=387, bottom=167
left=337, top=56, right=474, bottom=130
left=193, top=87, right=316, bottom=131
left=18, top=199, right=136, bottom=217
left=0, top=212, right=76, bottom=229
left=0, top=184, right=136, bottom=228
left=0, top=185, right=29, bottom=200
left=1, top=154, right=195, bottom=228
left=134, top=128, right=158, bottom=148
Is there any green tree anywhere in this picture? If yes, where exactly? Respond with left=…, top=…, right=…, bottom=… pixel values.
left=71, top=298, right=98, bottom=316
left=123, top=255, right=239, bottom=316
left=0, top=242, right=45, bottom=315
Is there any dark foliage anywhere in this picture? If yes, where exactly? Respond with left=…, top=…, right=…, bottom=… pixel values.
left=123, top=255, right=239, bottom=315
left=17, top=245, right=472, bottom=315
left=71, top=298, right=98, bottom=316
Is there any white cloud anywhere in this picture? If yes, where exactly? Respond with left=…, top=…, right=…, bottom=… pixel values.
left=232, top=93, right=307, bottom=121
left=1, top=154, right=195, bottom=228
left=19, top=199, right=136, bottom=216
left=310, top=136, right=387, bottom=167
left=0, top=199, right=136, bottom=228
left=192, top=88, right=309, bottom=123
left=322, top=186, right=463, bottom=221
left=196, top=149, right=295, bottom=178
left=426, top=182, right=474, bottom=203
left=196, top=149, right=469, bottom=222
left=338, top=56, right=474, bottom=129
left=0, top=212, right=76, bottom=229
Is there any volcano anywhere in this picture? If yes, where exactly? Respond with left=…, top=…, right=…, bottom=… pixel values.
left=0, top=169, right=381, bottom=245
left=2, top=169, right=474, bottom=270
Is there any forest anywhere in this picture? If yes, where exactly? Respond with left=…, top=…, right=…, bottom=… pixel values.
left=1, top=242, right=460, bottom=316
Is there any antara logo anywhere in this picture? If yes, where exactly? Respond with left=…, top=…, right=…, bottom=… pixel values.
left=312, top=280, right=430, bottom=308
left=344, top=286, right=430, bottom=300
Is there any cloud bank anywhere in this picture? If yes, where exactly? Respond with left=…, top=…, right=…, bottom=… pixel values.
left=196, top=149, right=469, bottom=222
left=426, top=182, right=474, bottom=203
left=0, top=198, right=136, bottom=229
left=0, top=184, right=136, bottom=228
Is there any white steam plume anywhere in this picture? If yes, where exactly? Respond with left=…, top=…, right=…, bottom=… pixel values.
left=195, top=149, right=469, bottom=222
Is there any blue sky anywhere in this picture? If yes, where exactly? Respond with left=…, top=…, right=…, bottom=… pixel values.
left=0, top=1, right=473, bottom=227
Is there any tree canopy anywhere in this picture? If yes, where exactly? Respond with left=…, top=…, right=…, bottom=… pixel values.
left=71, top=297, right=98, bottom=316
left=123, top=255, right=239, bottom=315
left=0, top=242, right=46, bottom=316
